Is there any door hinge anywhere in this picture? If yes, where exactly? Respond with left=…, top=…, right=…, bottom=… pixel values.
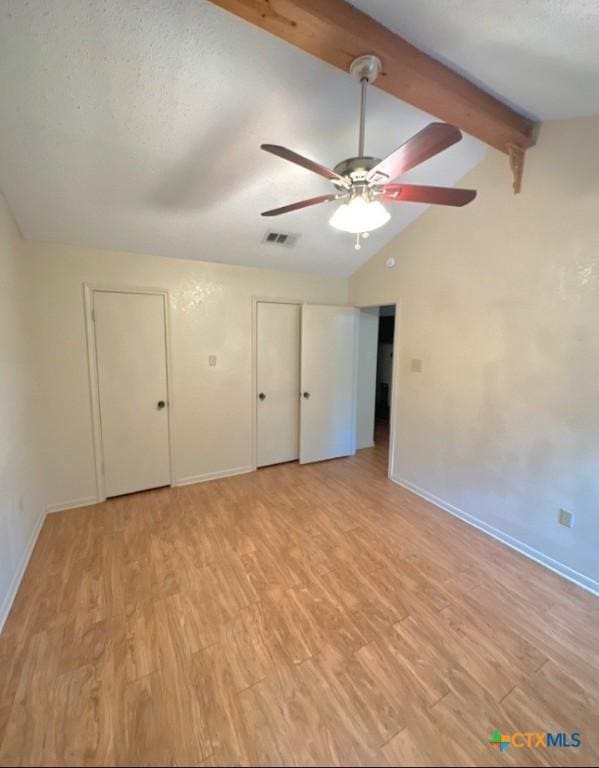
left=91, top=308, right=96, bottom=322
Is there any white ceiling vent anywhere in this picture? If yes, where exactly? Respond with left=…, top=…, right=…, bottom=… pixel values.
left=263, top=230, right=301, bottom=248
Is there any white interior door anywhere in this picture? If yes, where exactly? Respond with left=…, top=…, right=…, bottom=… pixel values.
left=256, top=302, right=301, bottom=467
left=300, top=304, right=358, bottom=464
left=94, top=291, right=171, bottom=497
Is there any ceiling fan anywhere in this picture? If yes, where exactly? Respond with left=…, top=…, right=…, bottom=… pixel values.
left=260, top=55, right=476, bottom=249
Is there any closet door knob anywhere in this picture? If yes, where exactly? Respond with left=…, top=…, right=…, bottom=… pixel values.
left=258, top=392, right=266, bottom=400
left=157, top=400, right=166, bottom=410
left=302, top=392, right=310, bottom=399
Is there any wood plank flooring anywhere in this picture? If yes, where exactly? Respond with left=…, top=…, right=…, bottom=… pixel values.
left=1, top=427, right=598, bottom=766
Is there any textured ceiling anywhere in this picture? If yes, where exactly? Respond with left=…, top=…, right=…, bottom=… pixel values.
left=0, top=0, right=485, bottom=276
left=350, top=0, right=599, bottom=121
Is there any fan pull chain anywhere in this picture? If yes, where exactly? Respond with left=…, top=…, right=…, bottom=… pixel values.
left=354, top=231, right=370, bottom=250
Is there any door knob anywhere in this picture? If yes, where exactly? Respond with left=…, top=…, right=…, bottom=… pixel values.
left=302, top=391, right=310, bottom=399
left=157, top=400, right=166, bottom=409
left=258, top=392, right=266, bottom=400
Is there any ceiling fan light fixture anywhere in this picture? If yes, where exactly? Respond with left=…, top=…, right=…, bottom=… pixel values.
left=329, top=195, right=390, bottom=234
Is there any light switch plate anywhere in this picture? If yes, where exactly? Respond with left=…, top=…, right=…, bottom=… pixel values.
left=208, top=355, right=217, bottom=367
left=411, top=358, right=423, bottom=373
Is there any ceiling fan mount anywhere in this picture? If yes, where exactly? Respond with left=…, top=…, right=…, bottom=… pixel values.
left=260, top=54, right=477, bottom=246
left=348, top=53, right=382, bottom=85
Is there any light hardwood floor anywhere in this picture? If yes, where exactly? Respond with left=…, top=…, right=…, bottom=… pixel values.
left=1, top=428, right=598, bottom=767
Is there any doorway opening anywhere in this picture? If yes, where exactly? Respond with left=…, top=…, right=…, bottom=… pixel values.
left=356, top=304, right=396, bottom=476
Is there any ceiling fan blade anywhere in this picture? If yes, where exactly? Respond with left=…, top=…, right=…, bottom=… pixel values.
left=261, top=144, right=349, bottom=187
left=261, top=194, right=337, bottom=217
left=382, top=183, right=476, bottom=206
left=367, top=123, right=463, bottom=184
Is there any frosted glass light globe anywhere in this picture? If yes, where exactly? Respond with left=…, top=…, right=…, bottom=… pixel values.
left=329, top=196, right=390, bottom=233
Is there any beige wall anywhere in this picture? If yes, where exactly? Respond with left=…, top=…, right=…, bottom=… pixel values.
left=25, top=242, right=348, bottom=511
left=0, top=194, right=45, bottom=627
left=350, top=117, right=599, bottom=589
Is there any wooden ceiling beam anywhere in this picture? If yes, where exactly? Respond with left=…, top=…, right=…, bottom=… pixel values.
left=208, top=0, right=537, bottom=154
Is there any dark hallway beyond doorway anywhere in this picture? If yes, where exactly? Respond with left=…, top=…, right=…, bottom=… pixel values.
left=375, top=306, right=395, bottom=424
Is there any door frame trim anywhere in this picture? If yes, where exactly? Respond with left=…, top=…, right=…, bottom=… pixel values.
left=354, top=300, right=400, bottom=480
left=83, top=284, right=175, bottom=501
left=251, top=296, right=304, bottom=472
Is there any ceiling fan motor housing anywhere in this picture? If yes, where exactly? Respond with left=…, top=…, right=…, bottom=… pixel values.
left=333, top=156, right=381, bottom=180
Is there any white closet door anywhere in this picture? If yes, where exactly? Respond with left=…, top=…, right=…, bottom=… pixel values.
left=94, top=291, right=171, bottom=497
left=256, top=302, right=301, bottom=467
left=300, top=304, right=358, bottom=464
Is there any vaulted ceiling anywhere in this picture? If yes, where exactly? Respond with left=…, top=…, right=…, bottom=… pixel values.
left=0, top=1, right=596, bottom=277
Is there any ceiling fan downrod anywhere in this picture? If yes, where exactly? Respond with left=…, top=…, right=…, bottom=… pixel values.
left=349, top=55, right=382, bottom=159
left=358, top=76, right=367, bottom=157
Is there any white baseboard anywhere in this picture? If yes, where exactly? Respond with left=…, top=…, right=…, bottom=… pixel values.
left=46, top=496, right=99, bottom=514
left=357, top=441, right=375, bottom=450
left=391, top=474, right=599, bottom=596
left=175, top=465, right=253, bottom=487
left=0, top=508, right=47, bottom=632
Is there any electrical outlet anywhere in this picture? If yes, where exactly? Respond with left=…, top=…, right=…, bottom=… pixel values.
left=208, top=355, right=217, bottom=367
left=411, top=358, right=423, bottom=373
left=558, top=508, right=574, bottom=528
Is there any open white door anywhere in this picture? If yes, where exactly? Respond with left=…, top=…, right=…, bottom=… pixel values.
left=256, top=302, right=301, bottom=467
left=93, top=291, right=171, bottom=497
left=300, top=304, right=358, bottom=464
